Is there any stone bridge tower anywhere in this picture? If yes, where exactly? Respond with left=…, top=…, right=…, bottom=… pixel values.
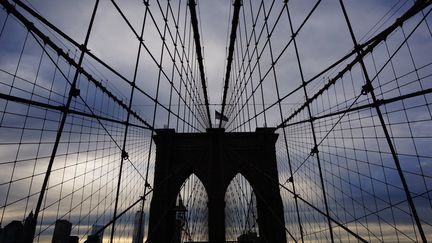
left=148, top=128, right=286, bottom=243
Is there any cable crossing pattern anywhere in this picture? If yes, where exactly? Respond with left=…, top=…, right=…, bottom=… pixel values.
left=0, top=0, right=431, bottom=242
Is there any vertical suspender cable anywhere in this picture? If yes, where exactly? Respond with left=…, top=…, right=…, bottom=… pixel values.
left=219, top=0, right=242, bottom=128
left=188, top=0, right=212, bottom=128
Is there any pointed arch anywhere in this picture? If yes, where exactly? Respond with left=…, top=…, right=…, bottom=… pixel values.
left=225, top=173, right=259, bottom=241
left=177, top=173, right=209, bottom=242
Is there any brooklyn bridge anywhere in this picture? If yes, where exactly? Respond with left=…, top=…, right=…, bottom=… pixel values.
left=0, top=0, right=431, bottom=242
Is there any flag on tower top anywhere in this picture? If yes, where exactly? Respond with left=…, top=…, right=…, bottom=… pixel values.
left=215, top=110, right=228, bottom=122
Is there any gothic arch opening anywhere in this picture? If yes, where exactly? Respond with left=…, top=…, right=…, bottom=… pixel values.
left=225, top=173, right=259, bottom=241
left=176, top=173, right=208, bottom=242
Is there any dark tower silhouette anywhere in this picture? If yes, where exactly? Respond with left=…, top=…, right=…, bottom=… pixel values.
left=51, top=219, right=72, bottom=243
left=148, top=128, right=286, bottom=243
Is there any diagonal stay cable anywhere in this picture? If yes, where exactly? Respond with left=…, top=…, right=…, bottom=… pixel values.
left=89, top=165, right=183, bottom=240
left=1, top=0, right=155, bottom=131
left=0, top=23, right=150, bottom=231
left=338, top=0, right=428, bottom=241
left=7, top=0, right=203, bottom=131
left=286, top=5, right=431, bottom=179
left=28, top=29, right=148, bottom=181
left=226, top=0, right=322, bottom=129
left=240, top=154, right=369, bottom=243
left=225, top=147, right=306, bottom=243
left=276, top=0, right=432, bottom=129
left=229, top=0, right=431, bottom=132
left=109, top=0, right=209, bottom=129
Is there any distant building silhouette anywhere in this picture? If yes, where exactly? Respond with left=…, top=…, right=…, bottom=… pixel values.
left=52, top=220, right=72, bottom=243
left=90, top=225, right=104, bottom=243
left=0, top=220, right=23, bottom=243
left=68, top=236, right=79, bottom=243
left=83, top=224, right=104, bottom=243
left=0, top=212, right=36, bottom=243
left=84, top=235, right=101, bottom=243
left=132, top=211, right=145, bottom=243
left=21, top=211, right=35, bottom=243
